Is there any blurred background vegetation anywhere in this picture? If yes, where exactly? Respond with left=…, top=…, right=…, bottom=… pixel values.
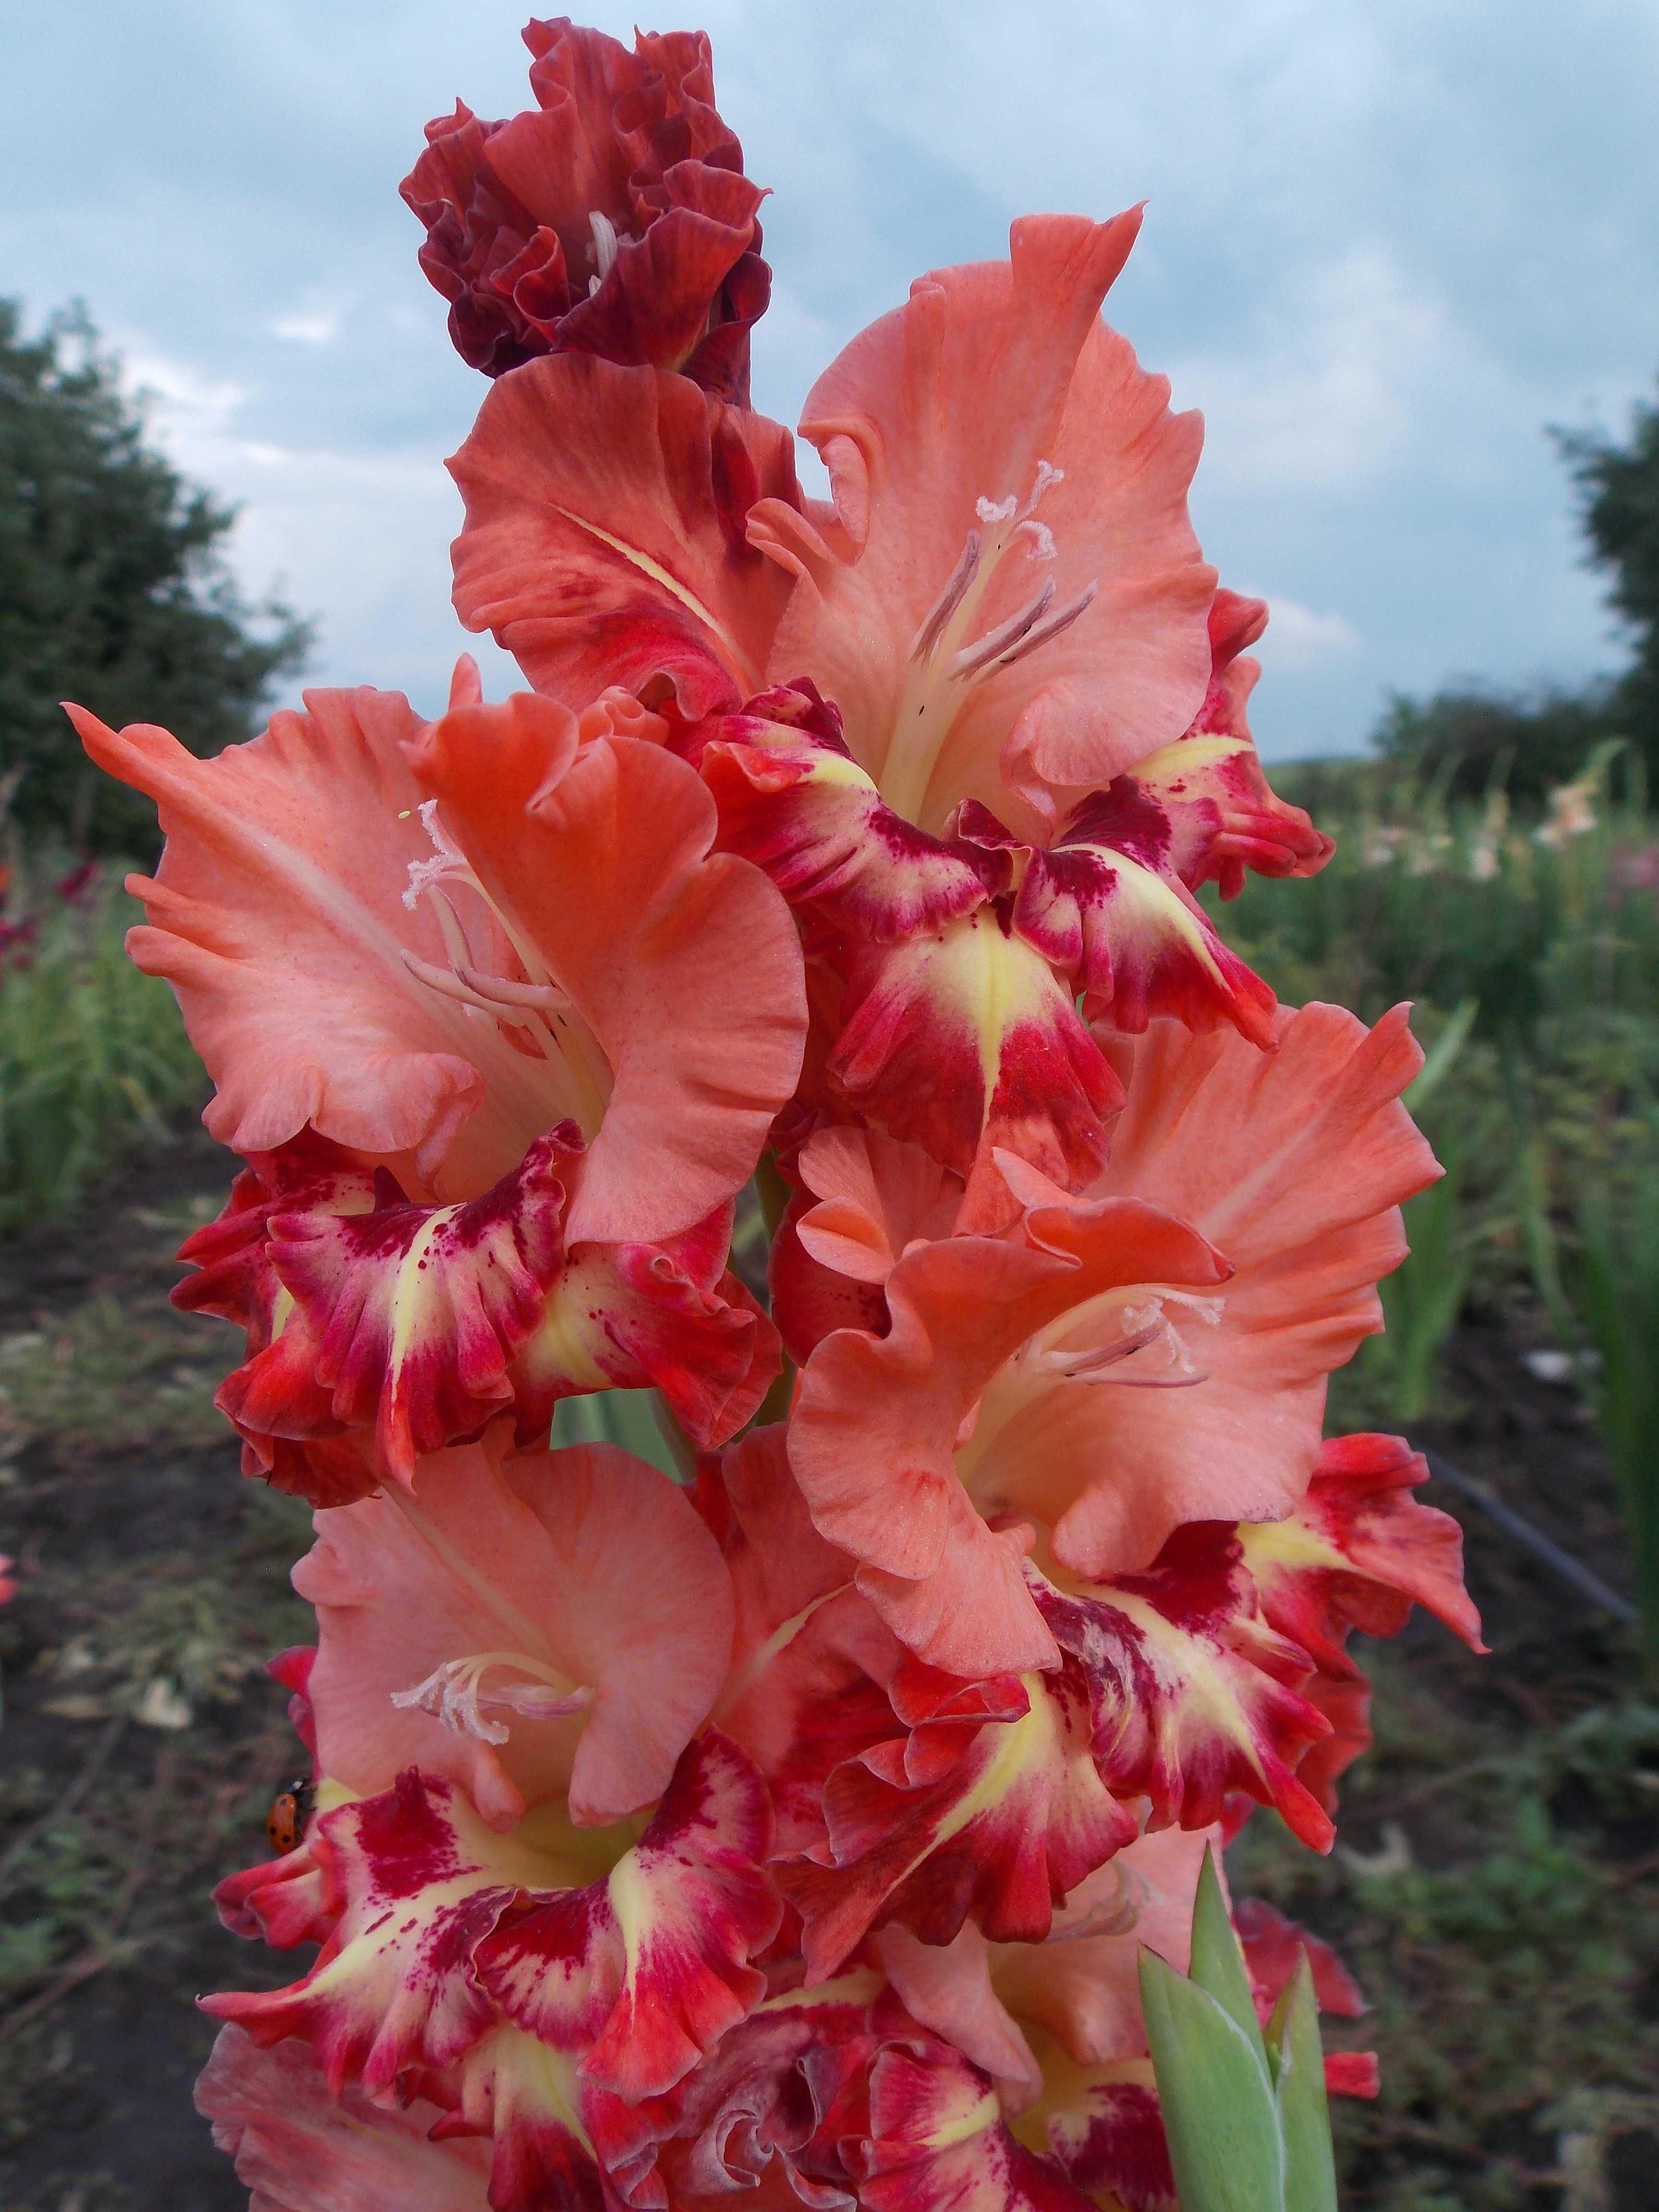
left=1, top=303, right=1659, bottom=2207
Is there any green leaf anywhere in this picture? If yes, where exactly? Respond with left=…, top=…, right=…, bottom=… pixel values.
left=1189, top=1844, right=1272, bottom=2083
left=1139, top=1948, right=1285, bottom=2212
left=1403, top=996, right=1479, bottom=1114
left=1266, top=1954, right=1339, bottom=2212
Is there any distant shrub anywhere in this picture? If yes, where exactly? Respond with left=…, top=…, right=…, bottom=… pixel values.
left=1371, top=683, right=1633, bottom=805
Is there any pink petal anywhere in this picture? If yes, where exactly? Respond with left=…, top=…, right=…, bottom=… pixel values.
left=69, top=690, right=554, bottom=1190
left=752, top=213, right=1214, bottom=831
left=789, top=1199, right=1227, bottom=1675
left=294, top=1430, right=735, bottom=1828
left=195, top=2025, right=493, bottom=2211
left=449, top=355, right=798, bottom=718
left=406, top=692, right=805, bottom=1246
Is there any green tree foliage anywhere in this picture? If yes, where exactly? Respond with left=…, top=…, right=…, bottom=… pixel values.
left=1561, top=385, right=1659, bottom=726
left=0, top=301, right=311, bottom=853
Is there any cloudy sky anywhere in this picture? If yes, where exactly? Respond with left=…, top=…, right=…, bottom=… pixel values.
left=4, top=0, right=1656, bottom=757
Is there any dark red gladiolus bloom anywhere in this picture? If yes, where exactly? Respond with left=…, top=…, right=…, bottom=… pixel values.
left=400, top=16, right=770, bottom=397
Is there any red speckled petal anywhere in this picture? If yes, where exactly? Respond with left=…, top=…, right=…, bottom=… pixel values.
left=1033, top=1537, right=1335, bottom=1850
left=203, top=1771, right=573, bottom=2099
left=1013, top=819, right=1278, bottom=1046
left=227, top=1130, right=580, bottom=1485
left=1238, top=1431, right=1485, bottom=1675
left=699, top=694, right=1004, bottom=943
left=477, top=1731, right=779, bottom=2101
left=827, top=911, right=1121, bottom=1228
left=779, top=1649, right=1139, bottom=1978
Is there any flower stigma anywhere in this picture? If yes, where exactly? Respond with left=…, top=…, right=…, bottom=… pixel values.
left=879, top=462, right=1097, bottom=828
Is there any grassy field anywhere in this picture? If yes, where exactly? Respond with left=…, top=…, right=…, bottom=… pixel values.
left=0, top=808, right=1655, bottom=2208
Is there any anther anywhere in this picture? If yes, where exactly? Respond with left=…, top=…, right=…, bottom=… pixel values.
left=961, top=582, right=1098, bottom=684
left=946, top=580, right=1057, bottom=682
left=909, top=531, right=982, bottom=664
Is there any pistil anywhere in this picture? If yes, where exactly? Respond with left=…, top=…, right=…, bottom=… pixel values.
left=401, top=799, right=613, bottom=1135
left=392, top=1651, right=593, bottom=1746
left=878, top=463, right=1096, bottom=829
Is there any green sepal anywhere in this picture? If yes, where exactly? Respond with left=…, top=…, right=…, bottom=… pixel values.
left=1138, top=1947, right=1286, bottom=2212
left=1266, top=1953, right=1339, bottom=2212
left=1189, top=1844, right=1272, bottom=2083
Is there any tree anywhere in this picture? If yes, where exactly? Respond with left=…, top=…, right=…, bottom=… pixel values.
left=1371, top=681, right=1623, bottom=804
left=1559, top=386, right=1659, bottom=730
left=0, top=301, right=311, bottom=853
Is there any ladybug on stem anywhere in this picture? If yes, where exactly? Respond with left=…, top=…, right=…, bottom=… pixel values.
left=266, top=1776, right=317, bottom=1856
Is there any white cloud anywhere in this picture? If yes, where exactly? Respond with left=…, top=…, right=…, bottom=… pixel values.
left=272, top=310, right=340, bottom=345
left=8, top=0, right=1654, bottom=758
left=1253, top=599, right=1363, bottom=670
left=1171, top=246, right=1457, bottom=500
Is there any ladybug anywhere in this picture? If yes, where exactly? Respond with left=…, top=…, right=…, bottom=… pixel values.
left=266, top=1776, right=317, bottom=1856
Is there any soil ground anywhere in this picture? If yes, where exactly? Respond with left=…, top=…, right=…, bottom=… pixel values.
left=0, top=1128, right=1655, bottom=2210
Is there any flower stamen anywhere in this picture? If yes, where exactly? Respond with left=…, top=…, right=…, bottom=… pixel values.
left=392, top=1651, right=593, bottom=1747
left=880, top=461, right=1095, bottom=826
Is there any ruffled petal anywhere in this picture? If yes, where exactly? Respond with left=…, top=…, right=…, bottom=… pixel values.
left=206, top=1734, right=772, bottom=2121
left=69, top=690, right=555, bottom=1189
left=1116, top=587, right=1335, bottom=901
left=203, top=1771, right=574, bottom=2097
left=476, top=1731, right=779, bottom=2101
left=226, top=1131, right=579, bottom=1484
left=856, top=2034, right=1094, bottom=2212
left=173, top=1132, right=385, bottom=1505
left=406, top=691, right=805, bottom=1246
left=402, top=19, right=769, bottom=397
left=194, top=2025, right=494, bottom=2212
left=789, top=1199, right=1227, bottom=1675
left=511, top=1216, right=780, bottom=1449
left=449, top=356, right=800, bottom=718
left=293, top=1431, right=734, bottom=1828
left=697, top=685, right=1006, bottom=943
left=778, top=1650, right=1138, bottom=1978
left=1031, top=1540, right=1336, bottom=1850
left=1238, top=1431, right=1486, bottom=1674
left=1011, top=798, right=1278, bottom=1045
left=752, top=213, right=1214, bottom=832
left=1053, top=1002, right=1439, bottom=1575
left=827, top=912, right=1122, bottom=1228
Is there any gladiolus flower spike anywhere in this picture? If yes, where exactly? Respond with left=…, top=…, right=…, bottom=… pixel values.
left=74, top=20, right=1479, bottom=2204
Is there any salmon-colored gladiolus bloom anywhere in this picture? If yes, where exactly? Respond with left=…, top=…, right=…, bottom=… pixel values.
left=72, top=669, right=805, bottom=1493
left=788, top=1003, right=1438, bottom=1676
left=450, top=213, right=1329, bottom=1218
left=68, top=19, right=1490, bottom=2206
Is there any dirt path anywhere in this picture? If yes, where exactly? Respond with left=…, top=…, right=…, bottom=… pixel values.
left=0, top=1125, right=311, bottom=2212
